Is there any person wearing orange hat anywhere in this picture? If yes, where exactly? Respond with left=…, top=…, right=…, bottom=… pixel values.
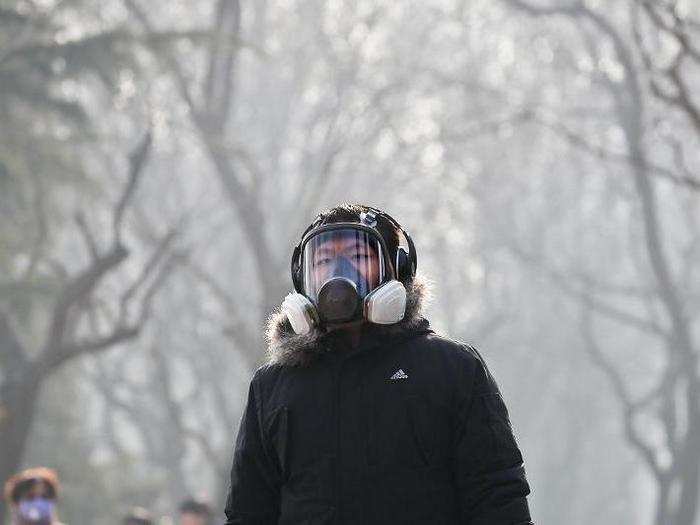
left=3, top=467, right=64, bottom=525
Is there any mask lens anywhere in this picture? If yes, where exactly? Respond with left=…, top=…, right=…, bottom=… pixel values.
left=302, top=228, right=384, bottom=303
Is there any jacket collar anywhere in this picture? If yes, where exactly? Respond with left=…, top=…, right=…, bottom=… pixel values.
left=266, top=276, right=431, bottom=367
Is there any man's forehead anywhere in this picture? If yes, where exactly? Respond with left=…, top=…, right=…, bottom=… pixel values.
left=315, top=237, right=375, bottom=253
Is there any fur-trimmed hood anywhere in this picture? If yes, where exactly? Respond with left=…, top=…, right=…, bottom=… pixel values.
left=266, top=276, right=431, bottom=367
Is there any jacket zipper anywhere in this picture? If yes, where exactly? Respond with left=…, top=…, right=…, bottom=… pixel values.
left=334, top=357, right=342, bottom=523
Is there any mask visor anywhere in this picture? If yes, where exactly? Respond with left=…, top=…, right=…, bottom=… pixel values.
left=302, top=228, right=385, bottom=304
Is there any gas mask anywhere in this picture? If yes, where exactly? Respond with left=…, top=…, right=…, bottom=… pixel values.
left=314, top=255, right=370, bottom=323
left=282, top=210, right=416, bottom=335
left=18, top=498, right=54, bottom=524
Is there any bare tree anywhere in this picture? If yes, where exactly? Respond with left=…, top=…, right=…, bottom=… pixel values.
left=633, top=1, right=700, bottom=135
left=119, top=0, right=424, bottom=369
left=501, top=1, right=700, bottom=523
left=0, top=133, right=176, bottom=524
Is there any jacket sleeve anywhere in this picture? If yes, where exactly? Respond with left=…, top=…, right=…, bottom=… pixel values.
left=224, top=372, right=281, bottom=525
left=452, top=346, right=533, bottom=525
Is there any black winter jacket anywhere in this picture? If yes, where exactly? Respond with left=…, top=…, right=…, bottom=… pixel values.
left=225, top=279, right=533, bottom=524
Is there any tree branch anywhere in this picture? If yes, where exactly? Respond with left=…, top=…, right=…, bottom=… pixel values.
left=42, top=126, right=154, bottom=370
left=119, top=227, right=179, bottom=319
left=202, top=0, right=241, bottom=134
left=114, top=130, right=152, bottom=242
left=502, top=0, right=584, bottom=18
left=44, top=242, right=129, bottom=353
left=21, top=170, right=49, bottom=280
left=75, top=211, right=100, bottom=261
left=42, top=324, right=141, bottom=374
left=0, top=310, right=27, bottom=365
left=579, top=305, right=669, bottom=482
left=531, top=114, right=700, bottom=191
left=177, top=254, right=259, bottom=361
left=509, top=243, right=668, bottom=338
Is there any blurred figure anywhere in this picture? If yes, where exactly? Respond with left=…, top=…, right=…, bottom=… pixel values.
left=122, top=507, right=154, bottom=525
left=178, top=498, right=213, bottom=525
left=3, top=467, right=64, bottom=525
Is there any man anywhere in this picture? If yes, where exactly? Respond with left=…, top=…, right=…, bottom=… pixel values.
left=225, top=204, right=533, bottom=524
left=179, top=498, right=213, bottom=525
left=122, top=507, right=154, bottom=525
left=3, top=467, right=65, bottom=525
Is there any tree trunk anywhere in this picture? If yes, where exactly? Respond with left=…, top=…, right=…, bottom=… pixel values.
left=0, top=366, right=41, bottom=525
left=607, top=18, right=698, bottom=525
left=674, top=376, right=700, bottom=525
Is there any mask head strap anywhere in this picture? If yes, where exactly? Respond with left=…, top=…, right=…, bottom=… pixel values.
left=362, top=206, right=417, bottom=283
left=291, top=207, right=417, bottom=293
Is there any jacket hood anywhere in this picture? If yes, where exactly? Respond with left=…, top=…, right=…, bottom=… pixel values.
left=266, top=276, right=431, bottom=367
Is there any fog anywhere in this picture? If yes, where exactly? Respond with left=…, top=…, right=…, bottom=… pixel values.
left=1, top=0, right=699, bottom=523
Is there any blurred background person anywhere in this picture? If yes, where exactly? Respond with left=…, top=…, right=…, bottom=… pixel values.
left=178, top=498, right=213, bottom=525
left=3, top=467, right=64, bottom=525
left=122, top=507, right=154, bottom=525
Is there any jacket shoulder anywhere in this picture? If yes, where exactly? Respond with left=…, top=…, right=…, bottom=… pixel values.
left=416, top=333, right=483, bottom=365
left=411, top=333, right=499, bottom=395
left=248, top=362, right=288, bottom=396
left=251, top=362, right=283, bottom=382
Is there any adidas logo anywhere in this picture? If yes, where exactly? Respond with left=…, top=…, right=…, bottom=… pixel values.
left=389, top=368, right=408, bottom=381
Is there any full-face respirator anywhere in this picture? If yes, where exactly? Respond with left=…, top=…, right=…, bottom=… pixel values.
left=282, top=209, right=417, bottom=335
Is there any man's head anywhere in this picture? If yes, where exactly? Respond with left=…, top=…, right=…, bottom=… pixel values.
left=282, top=204, right=416, bottom=332
left=4, top=467, right=59, bottom=525
left=178, top=498, right=212, bottom=525
left=122, top=507, right=153, bottom=525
